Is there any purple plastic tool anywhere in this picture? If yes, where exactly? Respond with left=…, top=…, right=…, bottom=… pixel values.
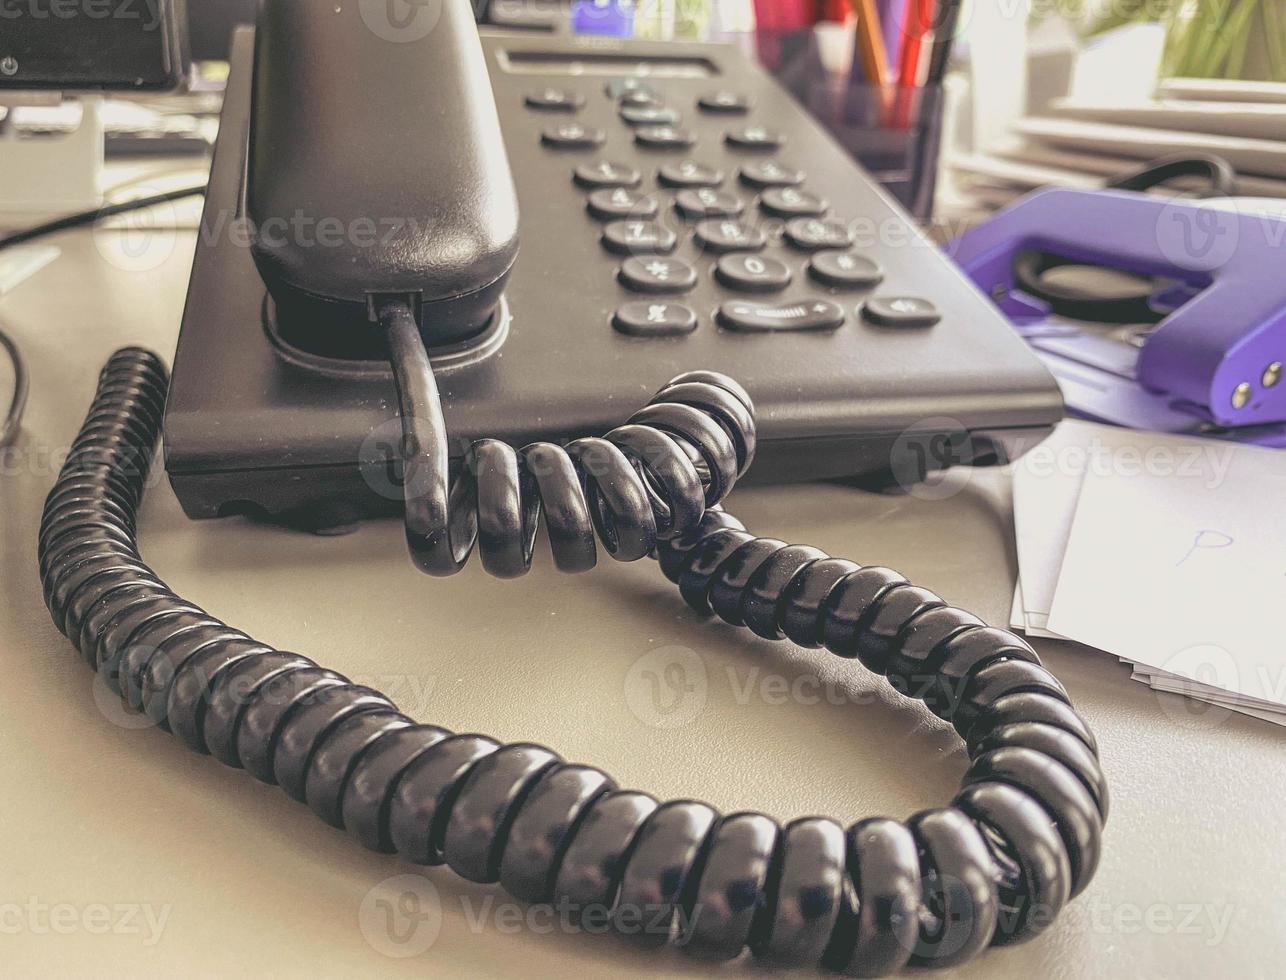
left=949, top=188, right=1286, bottom=445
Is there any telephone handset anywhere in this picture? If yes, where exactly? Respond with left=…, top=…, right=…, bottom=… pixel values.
left=248, top=0, right=519, bottom=348
left=40, top=2, right=1106, bottom=974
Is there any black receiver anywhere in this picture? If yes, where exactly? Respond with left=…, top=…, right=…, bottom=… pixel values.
left=248, top=0, right=519, bottom=352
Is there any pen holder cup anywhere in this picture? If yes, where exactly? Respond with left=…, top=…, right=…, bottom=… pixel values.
left=797, top=81, right=944, bottom=223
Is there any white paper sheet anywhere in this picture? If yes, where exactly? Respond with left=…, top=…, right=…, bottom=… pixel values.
left=1048, top=441, right=1286, bottom=708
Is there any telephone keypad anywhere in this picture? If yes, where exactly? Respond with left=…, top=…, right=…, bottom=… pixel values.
left=618, top=257, right=697, bottom=294
left=548, top=80, right=889, bottom=338
left=574, top=161, right=642, bottom=189
left=602, top=220, right=679, bottom=255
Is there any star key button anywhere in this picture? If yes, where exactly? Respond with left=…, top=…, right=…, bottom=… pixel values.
left=618, top=257, right=698, bottom=294
left=573, top=160, right=643, bottom=189
left=601, top=219, right=678, bottom=255
left=613, top=301, right=698, bottom=335
left=541, top=123, right=605, bottom=149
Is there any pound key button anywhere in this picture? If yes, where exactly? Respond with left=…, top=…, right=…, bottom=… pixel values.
left=808, top=250, right=884, bottom=288
left=861, top=296, right=941, bottom=328
left=613, top=301, right=698, bottom=336
left=718, top=299, right=845, bottom=332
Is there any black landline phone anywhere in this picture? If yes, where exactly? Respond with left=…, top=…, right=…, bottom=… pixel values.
left=39, top=1, right=1106, bottom=974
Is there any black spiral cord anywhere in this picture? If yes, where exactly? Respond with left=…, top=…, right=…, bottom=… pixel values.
left=40, top=334, right=1108, bottom=974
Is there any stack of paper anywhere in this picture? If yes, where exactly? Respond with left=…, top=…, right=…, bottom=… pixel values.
left=1010, top=420, right=1286, bottom=726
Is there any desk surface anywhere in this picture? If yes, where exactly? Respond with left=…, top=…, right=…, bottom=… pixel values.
left=2, top=226, right=1283, bottom=979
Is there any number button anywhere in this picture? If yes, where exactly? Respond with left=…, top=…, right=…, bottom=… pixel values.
left=573, top=161, right=642, bottom=189
left=602, top=220, right=678, bottom=255
left=760, top=186, right=828, bottom=218
left=739, top=161, right=805, bottom=189
left=658, top=161, right=724, bottom=188
left=725, top=126, right=783, bottom=150
left=808, top=250, right=884, bottom=288
left=621, top=105, right=680, bottom=127
left=586, top=188, right=659, bottom=221
left=607, top=79, right=656, bottom=100
left=718, top=299, right=846, bottom=332
left=618, top=257, right=698, bottom=294
left=635, top=126, right=696, bottom=150
left=698, top=91, right=751, bottom=113
left=541, top=123, right=605, bottom=149
left=784, top=217, right=854, bottom=250
left=675, top=188, right=745, bottom=219
left=715, top=254, right=792, bottom=293
left=613, top=301, right=698, bottom=336
left=861, top=296, right=941, bottom=328
left=525, top=88, right=584, bottom=111
left=694, top=219, right=767, bottom=253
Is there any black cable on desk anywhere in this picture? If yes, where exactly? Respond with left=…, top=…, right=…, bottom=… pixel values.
left=40, top=341, right=1108, bottom=974
left=0, top=321, right=27, bottom=449
left=0, top=184, right=207, bottom=252
left=0, top=184, right=207, bottom=450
